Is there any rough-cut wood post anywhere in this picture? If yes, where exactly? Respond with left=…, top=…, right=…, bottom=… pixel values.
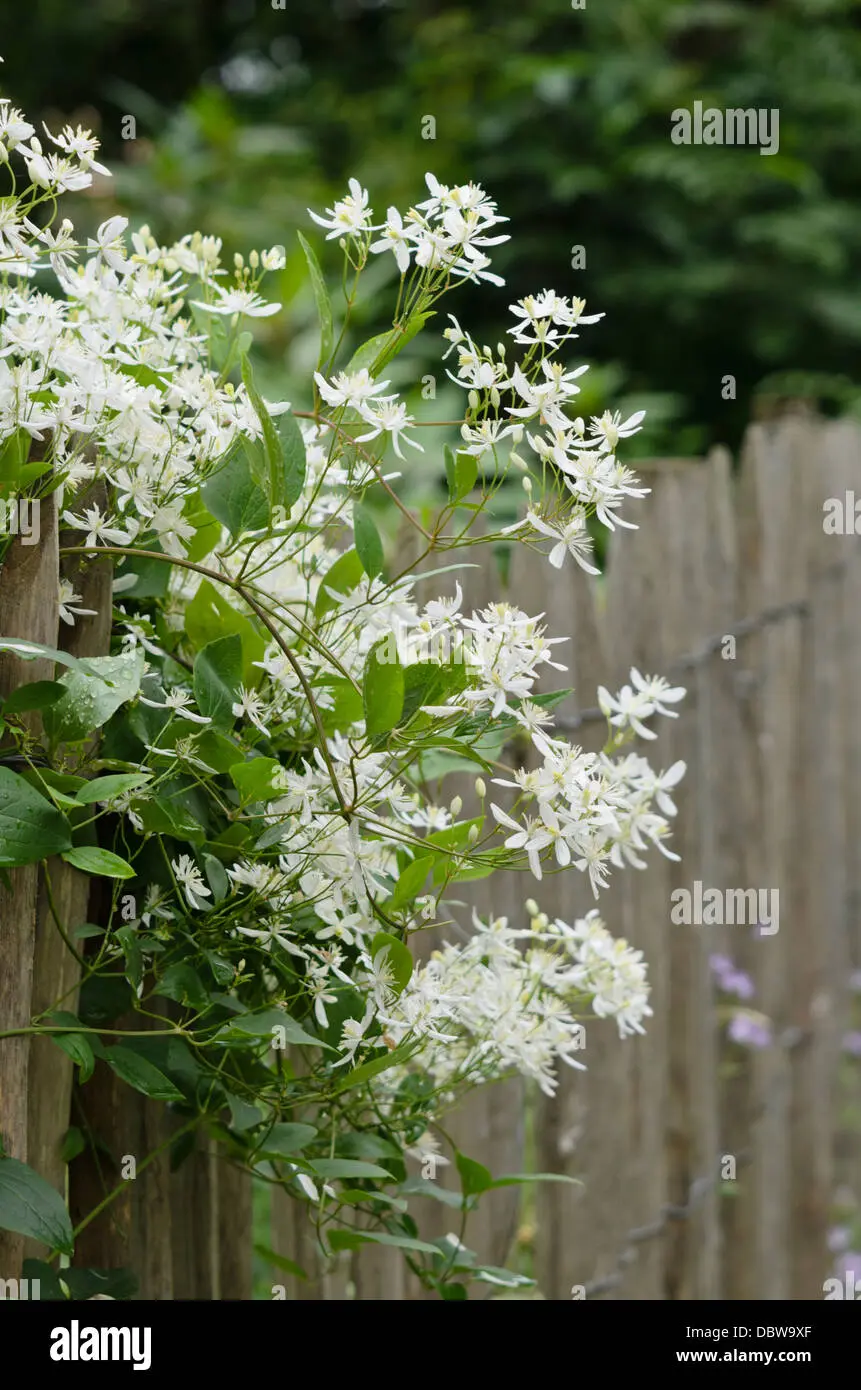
left=787, top=416, right=850, bottom=1297
left=170, top=1132, right=217, bottom=1298
left=656, top=465, right=721, bottom=1300
left=0, top=493, right=59, bottom=1279
left=24, top=533, right=113, bottom=1263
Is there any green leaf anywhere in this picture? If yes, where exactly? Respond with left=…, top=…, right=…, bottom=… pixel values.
left=306, top=1158, right=392, bottom=1180
left=61, top=846, right=135, bottom=879
left=0, top=767, right=72, bottom=866
left=74, top=773, right=152, bottom=804
left=229, top=757, right=283, bottom=803
left=60, top=1127, right=86, bottom=1164
left=241, top=356, right=283, bottom=510
left=369, top=931, right=413, bottom=994
left=101, top=1046, right=184, bottom=1103
left=0, top=1156, right=74, bottom=1254
left=298, top=230, right=334, bottom=368
left=44, top=649, right=145, bottom=744
left=353, top=500, right=384, bottom=579
left=203, top=853, right=229, bottom=905
left=155, top=964, right=208, bottom=1010
left=201, top=440, right=269, bottom=537
left=50, top=1022, right=95, bottom=1083
left=115, top=924, right=143, bottom=993
left=347, top=311, right=434, bottom=375
left=255, top=1123, right=318, bottom=1159
left=487, top=1172, right=584, bottom=1190
left=254, top=1244, right=307, bottom=1280
left=455, top=1151, right=493, bottom=1198
left=275, top=409, right=307, bottom=512
left=331, top=1038, right=419, bottom=1093
left=0, top=639, right=102, bottom=676
left=362, top=641, right=404, bottom=737
left=315, top=548, right=365, bottom=618
left=215, top=1008, right=328, bottom=1049
left=226, top=1096, right=263, bottom=1133
left=193, top=634, right=243, bottom=727
left=444, top=445, right=478, bottom=502
left=2, top=680, right=67, bottom=714
left=388, top=854, right=434, bottom=910
left=186, top=581, right=265, bottom=685
left=328, top=1229, right=439, bottom=1255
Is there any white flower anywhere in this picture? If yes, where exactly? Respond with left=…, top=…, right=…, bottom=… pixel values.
left=58, top=578, right=96, bottom=626
left=232, top=685, right=271, bottom=736
left=86, top=216, right=128, bottom=273
left=191, top=286, right=280, bottom=318
left=140, top=687, right=211, bottom=724
left=62, top=505, right=131, bottom=549
left=369, top=207, right=412, bottom=274
left=172, top=854, right=212, bottom=910
left=314, top=368, right=389, bottom=411
left=308, top=178, right=376, bottom=240
left=356, top=398, right=423, bottom=458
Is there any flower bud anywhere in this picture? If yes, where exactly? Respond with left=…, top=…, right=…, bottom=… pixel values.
left=525, top=898, right=539, bottom=917
left=468, top=389, right=480, bottom=411
left=467, top=824, right=479, bottom=844
left=522, top=476, right=533, bottom=494
left=450, top=794, right=463, bottom=818
left=475, top=777, right=486, bottom=799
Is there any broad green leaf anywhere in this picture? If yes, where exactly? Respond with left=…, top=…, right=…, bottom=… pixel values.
left=215, top=1008, right=327, bottom=1049
left=229, top=757, right=283, bottom=803
left=61, top=847, right=135, bottom=879
left=0, top=767, right=72, bottom=867
left=254, top=1244, right=307, bottom=1280
left=0, top=639, right=102, bottom=676
left=101, top=1046, right=184, bottom=1103
left=45, top=649, right=145, bottom=744
left=298, top=230, right=334, bottom=367
left=226, top=1096, right=263, bottom=1133
left=241, top=356, right=283, bottom=509
left=74, top=773, right=152, bottom=805
left=347, top=311, right=434, bottom=375
left=327, top=1229, right=439, bottom=1255
left=353, top=500, right=384, bottom=579
left=331, top=1038, right=419, bottom=1093
left=444, top=445, right=478, bottom=502
left=0, top=1156, right=74, bottom=1254
left=255, top=1123, right=318, bottom=1159
left=186, top=580, right=265, bottom=684
left=455, top=1151, right=493, bottom=1198
left=275, top=409, right=307, bottom=511
left=60, top=1127, right=86, bottom=1164
left=362, top=641, right=404, bottom=737
left=388, top=854, right=434, bottom=910
left=193, top=634, right=243, bottom=727
left=50, top=1025, right=95, bottom=1083
left=306, top=1158, right=391, bottom=1180
left=369, top=931, right=413, bottom=994
left=201, top=439, right=268, bottom=537
left=2, top=680, right=67, bottom=714
left=155, top=964, right=208, bottom=1010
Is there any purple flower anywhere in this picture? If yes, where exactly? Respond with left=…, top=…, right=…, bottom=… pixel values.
left=728, top=1012, right=772, bottom=1049
left=837, top=1251, right=861, bottom=1281
left=724, top=969, right=755, bottom=1001
left=842, top=1031, right=861, bottom=1057
left=828, top=1225, right=851, bottom=1254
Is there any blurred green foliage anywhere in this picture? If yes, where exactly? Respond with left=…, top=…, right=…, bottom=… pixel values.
left=10, top=0, right=861, bottom=460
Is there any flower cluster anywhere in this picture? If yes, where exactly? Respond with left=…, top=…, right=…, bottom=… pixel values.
left=0, top=69, right=688, bottom=1280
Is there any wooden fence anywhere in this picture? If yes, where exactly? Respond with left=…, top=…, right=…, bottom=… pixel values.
left=0, top=411, right=859, bottom=1299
